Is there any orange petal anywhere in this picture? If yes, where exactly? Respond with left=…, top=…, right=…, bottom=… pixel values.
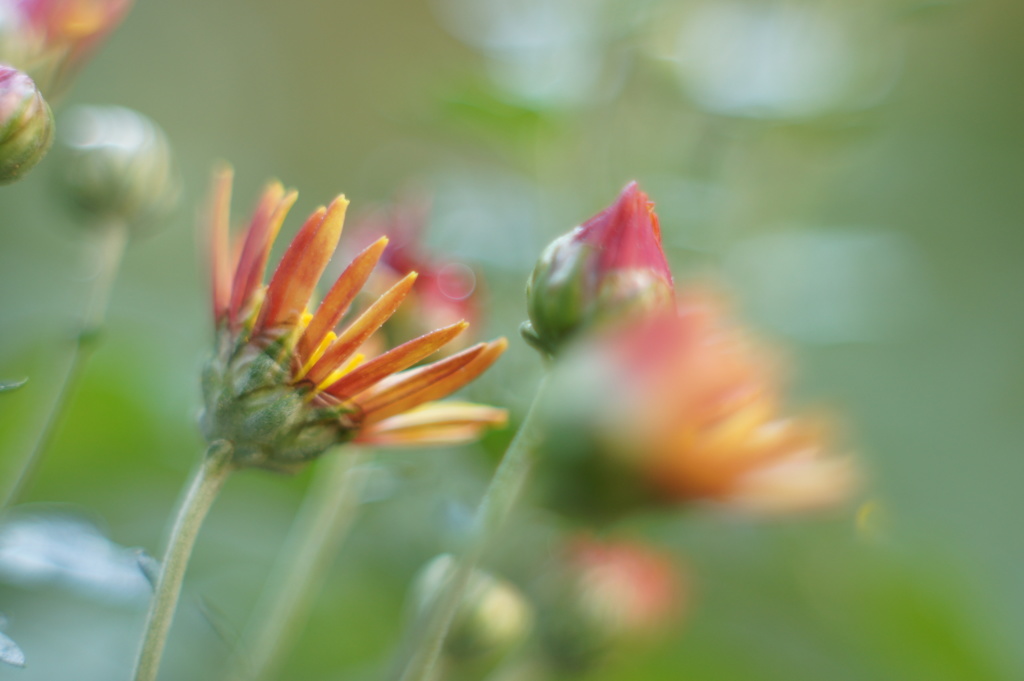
left=356, top=342, right=487, bottom=412
left=357, top=402, right=508, bottom=447
left=305, top=271, right=418, bottom=385
left=359, top=338, right=506, bottom=424
left=322, top=321, right=469, bottom=398
left=361, top=338, right=507, bottom=424
left=297, top=236, right=389, bottom=364
left=206, top=164, right=233, bottom=322
left=256, top=196, right=349, bottom=334
left=229, top=183, right=297, bottom=325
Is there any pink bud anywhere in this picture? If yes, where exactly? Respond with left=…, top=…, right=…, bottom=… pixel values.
left=537, top=536, right=686, bottom=671
left=0, top=64, right=53, bottom=184
left=524, top=182, right=675, bottom=356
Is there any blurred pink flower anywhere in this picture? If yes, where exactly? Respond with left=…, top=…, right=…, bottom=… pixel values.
left=348, top=194, right=482, bottom=352
left=1, top=0, right=133, bottom=95
left=565, top=536, right=684, bottom=635
left=537, top=536, right=686, bottom=671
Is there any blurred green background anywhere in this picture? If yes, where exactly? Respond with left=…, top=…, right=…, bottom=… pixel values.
left=1, top=0, right=1023, bottom=679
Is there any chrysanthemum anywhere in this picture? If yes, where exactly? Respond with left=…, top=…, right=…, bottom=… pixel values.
left=199, top=167, right=507, bottom=470
left=599, top=291, right=855, bottom=514
left=540, top=290, right=854, bottom=516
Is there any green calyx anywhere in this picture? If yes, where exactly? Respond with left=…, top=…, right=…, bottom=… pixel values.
left=199, top=337, right=359, bottom=472
left=524, top=232, right=595, bottom=357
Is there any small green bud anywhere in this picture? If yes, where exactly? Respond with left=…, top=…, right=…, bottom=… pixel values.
left=56, top=105, right=177, bottom=229
left=524, top=182, right=675, bottom=356
left=412, top=555, right=533, bottom=665
left=0, top=65, right=53, bottom=184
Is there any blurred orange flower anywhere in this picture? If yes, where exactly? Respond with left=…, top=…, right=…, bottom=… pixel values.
left=599, top=291, right=856, bottom=514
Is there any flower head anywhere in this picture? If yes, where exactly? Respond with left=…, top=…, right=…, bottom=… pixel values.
left=199, top=167, right=507, bottom=471
left=0, top=0, right=132, bottom=96
left=0, top=64, right=52, bottom=183
left=536, top=537, right=684, bottom=672
left=524, top=182, right=675, bottom=356
left=542, top=290, right=855, bottom=516
left=348, top=194, right=481, bottom=351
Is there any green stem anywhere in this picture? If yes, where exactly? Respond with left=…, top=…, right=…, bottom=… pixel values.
left=397, top=376, right=549, bottom=681
left=229, top=449, right=370, bottom=681
left=0, top=224, right=128, bottom=509
left=132, top=441, right=235, bottom=681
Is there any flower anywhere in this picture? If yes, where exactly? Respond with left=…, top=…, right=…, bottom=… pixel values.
left=523, top=181, right=675, bottom=356
left=347, top=194, right=481, bottom=352
left=199, top=167, right=507, bottom=470
left=0, top=64, right=52, bottom=183
left=0, top=0, right=133, bottom=96
left=536, top=537, right=684, bottom=672
left=542, top=289, right=855, bottom=516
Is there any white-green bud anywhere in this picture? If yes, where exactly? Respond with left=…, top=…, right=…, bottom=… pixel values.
left=56, top=105, right=177, bottom=229
left=412, top=555, right=533, bottom=664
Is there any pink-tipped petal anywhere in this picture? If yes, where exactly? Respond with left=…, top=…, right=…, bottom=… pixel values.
left=578, top=181, right=673, bottom=286
left=229, top=183, right=296, bottom=324
left=257, top=196, right=349, bottom=334
left=206, top=165, right=234, bottom=322
left=297, top=236, right=389, bottom=363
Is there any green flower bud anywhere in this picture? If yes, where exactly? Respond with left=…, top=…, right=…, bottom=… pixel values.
left=412, top=555, right=533, bottom=665
left=524, top=182, right=675, bottom=356
left=0, top=65, right=54, bottom=184
left=56, top=105, right=177, bottom=229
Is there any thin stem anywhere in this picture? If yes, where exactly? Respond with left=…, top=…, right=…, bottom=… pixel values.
left=0, top=224, right=129, bottom=509
left=132, top=441, right=235, bottom=681
left=397, top=375, right=549, bottom=681
left=229, top=449, right=371, bottom=681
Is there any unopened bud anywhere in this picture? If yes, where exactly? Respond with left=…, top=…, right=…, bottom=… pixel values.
left=412, top=555, right=533, bottom=664
left=523, top=182, right=674, bottom=356
left=0, top=65, right=53, bottom=184
left=56, top=105, right=177, bottom=228
left=537, top=538, right=684, bottom=673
